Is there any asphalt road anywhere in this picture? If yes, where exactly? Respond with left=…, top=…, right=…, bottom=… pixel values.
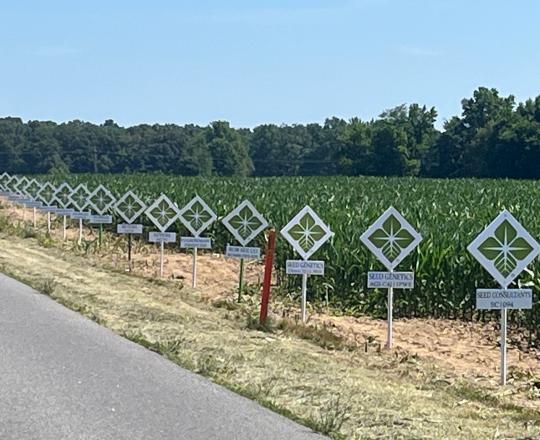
left=0, top=274, right=327, bottom=440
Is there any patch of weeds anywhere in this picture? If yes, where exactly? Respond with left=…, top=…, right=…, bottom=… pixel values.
left=451, top=382, right=540, bottom=424
left=37, top=233, right=55, bottom=248
left=277, top=318, right=347, bottom=351
left=21, top=227, right=37, bottom=239
left=212, top=297, right=241, bottom=311
left=245, top=313, right=277, bottom=333
left=149, top=338, right=187, bottom=361
left=53, top=296, right=106, bottom=325
left=146, top=277, right=169, bottom=287
left=311, top=396, right=351, bottom=437
left=241, top=282, right=261, bottom=297
left=193, top=351, right=236, bottom=378
left=38, top=277, right=57, bottom=296
left=0, top=215, right=12, bottom=232
left=120, top=330, right=195, bottom=368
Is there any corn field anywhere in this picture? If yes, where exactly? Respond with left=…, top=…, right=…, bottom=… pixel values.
left=38, top=173, right=540, bottom=345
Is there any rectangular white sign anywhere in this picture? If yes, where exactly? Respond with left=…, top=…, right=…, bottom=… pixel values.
left=23, top=201, right=43, bottom=208
left=89, top=215, right=113, bottom=224
left=180, top=236, right=212, bottom=249
left=117, top=223, right=143, bottom=234
left=476, top=289, right=533, bottom=310
left=225, top=245, right=261, bottom=259
left=42, top=206, right=60, bottom=213
left=367, top=271, right=415, bottom=289
left=149, top=231, right=177, bottom=243
left=56, top=208, right=75, bottom=216
left=71, top=211, right=91, bottom=220
left=286, top=260, right=325, bottom=275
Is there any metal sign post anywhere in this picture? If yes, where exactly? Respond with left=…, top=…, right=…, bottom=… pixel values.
left=178, top=195, right=217, bottom=288
left=222, top=200, right=268, bottom=302
left=360, top=207, right=422, bottom=349
left=281, top=206, right=333, bottom=323
left=468, top=209, right=540, bottom=385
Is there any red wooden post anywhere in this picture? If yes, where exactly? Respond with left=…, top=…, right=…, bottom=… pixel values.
left=259, top=229, right=276, bottom=324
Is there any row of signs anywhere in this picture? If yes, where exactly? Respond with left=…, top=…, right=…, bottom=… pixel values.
left=2, top=172, right=538, bottom=383
left=2, top=173, right=539, bottom=307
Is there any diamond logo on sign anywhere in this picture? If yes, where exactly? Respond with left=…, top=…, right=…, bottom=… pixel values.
left=222, top=200, right=268, bottom=246
left=145, top=194, right=180, bottom=232
left=360, top=207, right=422, bottom=271
left=69, top=184, right=91, bottom=211
left=53, top=182, right=74, bottom=208
left=467, top=210, right=540, bottom=288
left=281, top=206, right=333, bottom=260
left=178, top=195, right=217, bottom=237
left=88, top=184, right=116, bottom=215
left=115, top=190, right=146, bottom=224
left=36, top=182, right=57, bottom=205
left=24, top=179, right=42, bottom=199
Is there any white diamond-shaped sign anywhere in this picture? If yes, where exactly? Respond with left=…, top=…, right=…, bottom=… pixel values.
left=69, top=184, right=91, bottom=211
left=281, top=205, right=333, bottom=260
left=13, top=176, right=30, bottom=196
left=467, top=210, right=540, bottom=288
left=5, top=175, right=19, bottom=193
left=36, top=182, right=57, bottom=205
left=115, top=190, right=146, bottom=224
left=3, top=174, right=18, bottom=193
left=24, top=179, right=42, bottom=199
left=178, top=195, right=217, bottom=237
left=88, top=184, right=116, bottom=215
left=145, top=194, right=180, bottom=232
left=0, top=172, right=11, bottom=191
left=53, top=182, right=74, bottom=208
left=222, top=200, right=268, bottom=247
left=360, top=207, right=422, bottom=271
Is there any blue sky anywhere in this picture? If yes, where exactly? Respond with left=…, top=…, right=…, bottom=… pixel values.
left=1, top=0, right=539, bottom=128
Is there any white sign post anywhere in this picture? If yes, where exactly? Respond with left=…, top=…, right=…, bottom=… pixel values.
left=87, top=184, right=116, bottom=246
left=145, top=194, right=180, bottom=277
left=222, top=200, right=268, bottom=301
left=53, top=182, right=75, bottom=240
left=68, top=184, right=92, bottom=242
left=115, top=190, right=146, bottom=271
left=360, top=207, right=422, bottom=349
left=467, top=209, right=540, bottom=385
left=281, top=206, right=333, bottom=323
left=178, top=195, right=217, bottom=288
left=36, top=182, right=58, bottom=233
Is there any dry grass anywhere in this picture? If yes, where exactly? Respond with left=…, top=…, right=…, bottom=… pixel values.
left=1, top=221, right=540, bottom=438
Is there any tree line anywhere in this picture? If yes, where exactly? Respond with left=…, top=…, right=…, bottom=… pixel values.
left=1, top=87, right=540, bottom=179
